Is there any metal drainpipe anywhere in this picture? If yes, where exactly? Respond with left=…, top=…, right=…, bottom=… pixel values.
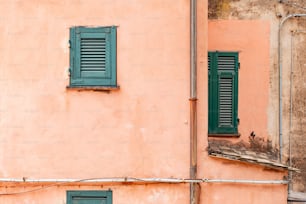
left=278, top=13, right=306, bottom=162
left=190, top=0, right=198, bottom=204
left=288, top=30, right=294, bottom=193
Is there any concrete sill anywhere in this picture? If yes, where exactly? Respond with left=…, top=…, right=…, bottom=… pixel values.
left=208, top=133, right=241, bottom=138
left=66, top=86, right=120, bottom=92
left=288, top=191, right=306, bottom=202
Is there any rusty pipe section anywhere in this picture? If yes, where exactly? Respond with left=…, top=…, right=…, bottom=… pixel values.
left=190, top=0, right=198, bottom=204
left=190, top=98, right=199, bottom=204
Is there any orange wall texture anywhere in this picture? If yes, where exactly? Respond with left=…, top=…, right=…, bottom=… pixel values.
left=208, top=20, right=270, bottom=141
left=0, top=1, right=288, bottom=203
left=0, top=0, right=192, bottom=179
left=0, top=0, right=199, bottom=203
left=200, top=20, right=287, bottom=204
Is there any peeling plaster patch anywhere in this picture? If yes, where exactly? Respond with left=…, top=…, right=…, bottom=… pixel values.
left=208, top=0, right=306, bottom=192
left=147, top=189, right=162, bottom=202
left=208, top=136, right=279, bottom=161
left=140, top=127, right=146, bottom=134
left=0, top=169, right=8, bottom=177
left=61, top=37, right=69, bottom=80
left=124, top=123, right=134, bottom=129
left=213, top=194, right=221, bottom=201
left=63, top=67, right=69, bottom=80
left=208, top=0, right=233, bottom=19
left=290, top=31, right=306, bottom=192
left=24, top=198, right=35, bottom=204
left=209, top=0, right=277, bottom=20
left=147, top=189, right=174, bottom=203
left=61, top=37, right=69, bottom=54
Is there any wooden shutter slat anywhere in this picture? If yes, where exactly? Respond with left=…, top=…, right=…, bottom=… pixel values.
left=218, top=56, right=236, bottom=71
left=81, top=53, right=105, bottom=56
left=81, top=61, right=106, bottom=64
left=80, top=48, right=106, bottom=51
left=219, top=74, right=234, bottom=127
left=82, top=71, right=107, bottom=77
left=208, top=55, right=211, bottom=71
left=80, top=38, right=106, bottom=75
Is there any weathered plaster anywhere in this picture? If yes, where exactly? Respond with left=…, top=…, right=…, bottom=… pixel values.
left=208, top=0, right=306, bottom=195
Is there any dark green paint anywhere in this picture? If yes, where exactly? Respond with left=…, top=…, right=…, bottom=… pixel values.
left=67, top=191, right=112, bottom=204
left=208, top=51, right=239, bottom=134
left=69, top=26, right=117, bottom=87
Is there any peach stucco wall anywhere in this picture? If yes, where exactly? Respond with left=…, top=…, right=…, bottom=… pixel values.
left=199, top=20, right=287, bottom=204
left=207, top=20, right=270, bottom=141
left=0, top=0, right=192, bottom=179
left=0, top=1, right=288, bottom=203
left=0, top=0, right=201, bottom=203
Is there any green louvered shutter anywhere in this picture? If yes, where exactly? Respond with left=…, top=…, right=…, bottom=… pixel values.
left=80, top=33, right=109, bottom=78
left=67, top=191, right=112, bottom=204
left=72, top=197, right=107, bottom=204
left=208, top=52, right=238, bottom=135
left=208, top=52, right=215, bottom=133
left=70, top=27, right=117, bottom=87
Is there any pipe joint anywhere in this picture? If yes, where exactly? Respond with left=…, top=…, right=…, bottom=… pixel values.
left=189, top=98, right=198, bottom=101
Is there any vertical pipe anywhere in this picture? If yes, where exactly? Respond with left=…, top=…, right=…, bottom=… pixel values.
left=278, top=20, right=283, bottom=163
left=190, top=99, right=198, bottom=204
left=288, top=30, right=294, bottom=193
left=190, top=0, right=198, bottom=204
left=190, top=0, right=197, bottom=99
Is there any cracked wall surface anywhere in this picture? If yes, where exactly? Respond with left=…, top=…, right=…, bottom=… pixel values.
left=208, top=0, right=306, bottom=195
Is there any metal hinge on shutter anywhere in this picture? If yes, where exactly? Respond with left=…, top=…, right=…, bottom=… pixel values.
left=238, top=62, right=240, bottom=69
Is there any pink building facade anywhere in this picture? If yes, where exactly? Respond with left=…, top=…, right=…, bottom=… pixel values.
left=0, top=0, right=294, bottom=203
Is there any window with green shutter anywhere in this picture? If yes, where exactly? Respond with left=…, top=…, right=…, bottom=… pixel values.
left=69, top=26, right=117, bottom=87
left=208, top=51, right=239, bottom=135
left=67, top=190, right=112, bottom=204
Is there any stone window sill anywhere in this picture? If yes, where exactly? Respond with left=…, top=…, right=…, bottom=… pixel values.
left=208, top=133, right=241, bottom=138
left=66, top=86, right=120, bottom=92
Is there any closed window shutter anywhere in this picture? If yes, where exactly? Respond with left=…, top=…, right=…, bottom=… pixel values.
left=208, top=52, right=238, bottom=134
left=70, top=27, right=117, bottom=87
left=72, top=196, right=107, bottom=204
left=67, top=191, right=112, bottom=204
